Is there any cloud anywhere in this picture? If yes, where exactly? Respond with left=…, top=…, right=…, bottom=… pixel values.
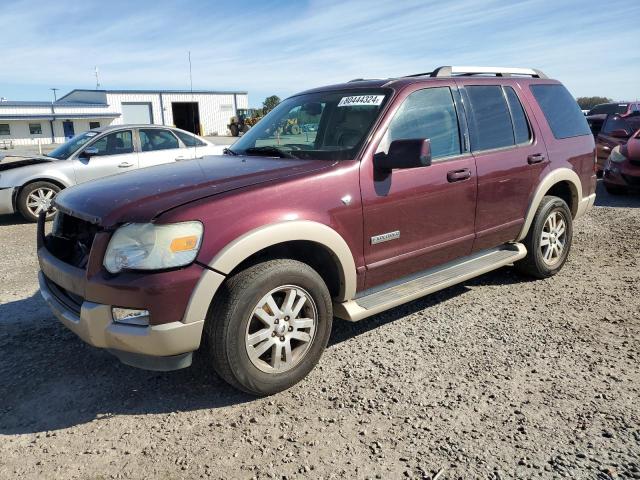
left=0, top=0, right=638, bottom=103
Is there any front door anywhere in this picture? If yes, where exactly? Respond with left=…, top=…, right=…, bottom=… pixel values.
left=63, top=121, right=75, bottom=140
left=360, top=83, right=477, bottom=289
left=73, top=129, right=138, bottom=183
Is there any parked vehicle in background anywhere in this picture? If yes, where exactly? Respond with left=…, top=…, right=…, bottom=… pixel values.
left=587, top=102, right=640, bottom=137
left=0, top=125, right=223, bottom=221
left=37, top=66, right=596, bottom=396
left=594, top=114, right=640, bottom=175
left=603, top=130, right=640, bottom=194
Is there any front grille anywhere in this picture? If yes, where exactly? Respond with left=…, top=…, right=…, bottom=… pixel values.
left=622, top=174, right=640, bottom=186
left=45, top=213, right=100, bottom=269
left=46, top=277, right=83, bottom=315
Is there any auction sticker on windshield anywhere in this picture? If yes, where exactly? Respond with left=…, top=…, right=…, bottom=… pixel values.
left=338, top=95, right=385, bottom=107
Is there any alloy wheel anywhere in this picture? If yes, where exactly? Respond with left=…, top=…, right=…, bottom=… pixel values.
left=540, top=211, right=567, bottom=266
left=26, top=187, right=56, bottom=217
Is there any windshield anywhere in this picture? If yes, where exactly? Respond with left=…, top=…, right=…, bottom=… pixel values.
left=48, top=131, right=100, bottom=159
left=231, top=89, right=390, bottom=160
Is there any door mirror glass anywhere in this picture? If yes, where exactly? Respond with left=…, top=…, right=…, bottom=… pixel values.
left=81, top=147, right=99, bottom=158
left=610, top=128, right=630, bottom=139
left=374, top=138, right=432, bottom=171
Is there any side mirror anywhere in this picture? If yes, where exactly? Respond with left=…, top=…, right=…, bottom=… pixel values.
left=81, top=147, right=99, bottom=158
left=374, top=139, right=432, bottom=172
left=610, top=129, right=630, bottom=139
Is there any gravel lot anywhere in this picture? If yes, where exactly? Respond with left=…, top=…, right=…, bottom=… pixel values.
left=1, top=182, right=639, bottom=479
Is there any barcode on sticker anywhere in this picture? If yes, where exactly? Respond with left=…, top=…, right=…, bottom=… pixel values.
left=338, top=95, right=385, bottom=107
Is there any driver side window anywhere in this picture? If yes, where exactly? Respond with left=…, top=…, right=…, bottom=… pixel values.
left=89, top=130, right=134, bottom=156
left=378, top=87, right=461, bottom=160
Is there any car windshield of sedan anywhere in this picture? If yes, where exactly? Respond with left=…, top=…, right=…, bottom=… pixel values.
left=48, top=131, right=99, bottom=160
left=230, top=90, right=390, bottom=161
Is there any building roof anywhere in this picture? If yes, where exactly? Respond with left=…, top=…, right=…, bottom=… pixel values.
left=57, top=88, right=247, bottom=102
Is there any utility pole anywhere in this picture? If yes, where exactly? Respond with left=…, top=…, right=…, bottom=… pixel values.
left=50, top=88, right=59, bottom=102
left=94, top=66, right=100, bottom=89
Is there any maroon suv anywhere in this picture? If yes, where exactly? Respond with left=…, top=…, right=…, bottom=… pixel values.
left=37, top=66, right=596, bottom=395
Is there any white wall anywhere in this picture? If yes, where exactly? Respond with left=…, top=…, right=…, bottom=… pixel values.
left=0, top=120, right=52, bottom=147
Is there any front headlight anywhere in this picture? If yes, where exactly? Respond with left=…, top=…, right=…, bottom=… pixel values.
left=104, top=221, right=203, bottom=273
left=608, top=146, right=627, bottom=164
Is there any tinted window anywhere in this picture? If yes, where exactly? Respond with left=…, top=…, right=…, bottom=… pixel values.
left=89, top=130, right=134, bottom=156
left=588, top=104, right=628, bottom=115
left=140, top=129, right=179, bottom=152
left=174, top=130, right=206, bottom=147
left=381, top=87, right=461, bottom=160
left=504, top=87, right=531, bottom=144
left=530, top=84, right=591, bottom=139
left=466, top=86, right=514, bottom=151
left=602, top=114, right=640, bottom=135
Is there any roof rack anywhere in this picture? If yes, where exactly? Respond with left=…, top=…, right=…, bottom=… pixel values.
left=429, top=66, right=548, bottom=79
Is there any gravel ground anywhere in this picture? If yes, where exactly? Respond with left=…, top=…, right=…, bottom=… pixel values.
left=0, top=182, right=639, bottom=479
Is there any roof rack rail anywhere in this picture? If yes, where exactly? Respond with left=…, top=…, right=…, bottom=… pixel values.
left=429, top=66, right=548, bottom=79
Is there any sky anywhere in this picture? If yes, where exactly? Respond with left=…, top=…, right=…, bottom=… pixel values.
left=1, top=0, right=639, bottom=107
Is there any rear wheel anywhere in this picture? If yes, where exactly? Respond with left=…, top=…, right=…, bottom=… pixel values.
left=229, top=123, right=239, bottom=137
left=515, top=196, right=573, bottom=279
left=204, top=259, right=333, bottom=396
left=17, top=181, right=60, bottom=222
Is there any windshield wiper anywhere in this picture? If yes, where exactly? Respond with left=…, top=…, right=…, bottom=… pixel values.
left=223, top=147, right=238, bottom=156
left=244, top=146, right=296, bottom=159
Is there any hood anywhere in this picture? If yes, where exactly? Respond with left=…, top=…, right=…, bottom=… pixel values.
left=0, top=157, right=53, bottom=171
left=54, top=155, right=332, bottom=227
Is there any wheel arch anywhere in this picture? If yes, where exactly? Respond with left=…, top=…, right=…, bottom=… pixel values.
left=15, top=177, right=68, bottom=210
left=517, top=168, right=581, bottom=241
left=182, top=221, right=357, bottom=324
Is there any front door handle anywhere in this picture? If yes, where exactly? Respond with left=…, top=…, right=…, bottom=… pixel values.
left=175, top=156, right=187, bottom=161
left=527, top=153, right=546, bottom=164
left=118, top=162, right=133, bottom=168
left=447, top=168, right=472, bottom=182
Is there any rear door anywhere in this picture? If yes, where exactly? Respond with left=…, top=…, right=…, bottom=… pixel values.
left=137, top=128, right=188, bottom=168
left=456, top=81, right=546, bottom=251
left=73, top=129, right=138, bottom=183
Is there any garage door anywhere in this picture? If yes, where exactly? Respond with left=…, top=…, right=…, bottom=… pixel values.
left=122, top=103, right=153, bottom=124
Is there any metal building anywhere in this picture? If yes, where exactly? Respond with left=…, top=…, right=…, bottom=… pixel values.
left=0, top=89, right=248, bottom=146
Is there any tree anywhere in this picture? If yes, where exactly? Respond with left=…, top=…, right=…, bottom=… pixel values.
left=262, top=95, right=281, bottom=114
left=576, top=96, right=613, bottom=110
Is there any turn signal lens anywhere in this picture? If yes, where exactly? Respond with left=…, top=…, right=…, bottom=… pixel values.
left=170, top=235, right=198, bottom=252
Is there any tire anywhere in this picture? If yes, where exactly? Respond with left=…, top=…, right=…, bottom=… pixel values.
left=17, top=181, right=61, bottom=222
left=604, top=183, right=627, bottom=195
left=229, top=124, right=239, bottom=137
left=204, top=259, right=333, bottom=396
left=290, top=125, right=300, bottom=135
left=515, top=196, right=573, bottom=279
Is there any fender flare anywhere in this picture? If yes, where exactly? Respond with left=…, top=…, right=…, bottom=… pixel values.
left=516, top=168, right=582, bottom=241
left=182, top=220, right=357, bottom=324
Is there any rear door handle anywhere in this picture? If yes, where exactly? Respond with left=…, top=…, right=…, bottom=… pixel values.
left=447, top=168, right=472, bottom=182
left=118, top=162, right=133, bottom=168
left=527, top=153, right=546, bottom=164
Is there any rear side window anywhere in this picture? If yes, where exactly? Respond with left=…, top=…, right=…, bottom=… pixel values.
left=174, top=130, right=206, bottom=147
left=465, top=86, right=514, bottom=151
left=382, top=87, right=461, bottom=160
left=140, top=129, right=180, bottom=151
left=504, top=87, right=531, bottom=144
left=530, top=84, right=591, bottom=139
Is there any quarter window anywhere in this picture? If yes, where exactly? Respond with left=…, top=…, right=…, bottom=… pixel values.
left=530, top=84, right=591, bottom=139
left=465, top=85, right=514, bottom=151
left=504, top=87, right=531, bottom=144
left=89, top=130, right=134, bottom=156
left=0, top=124, right=10, bottom=135
left=381, top=87, right=461, bottom=160
left=174, top=130, right=206, bottom=147
left=139, top=129, right=179, bottom=152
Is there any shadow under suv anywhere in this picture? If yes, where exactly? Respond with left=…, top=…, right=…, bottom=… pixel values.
left=37, top=66, right=596, bottom=395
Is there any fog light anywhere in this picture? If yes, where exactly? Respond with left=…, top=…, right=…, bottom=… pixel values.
left=112, top=307, right=150, bottom=326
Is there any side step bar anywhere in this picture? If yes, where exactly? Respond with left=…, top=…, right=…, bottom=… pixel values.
left=333, top=243, right=527, bottom=322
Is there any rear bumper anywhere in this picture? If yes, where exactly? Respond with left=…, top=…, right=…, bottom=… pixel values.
left=0, top=187, right=16, bottom=215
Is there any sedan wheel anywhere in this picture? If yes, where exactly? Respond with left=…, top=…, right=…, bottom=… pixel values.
left=27, top=187, right=57, bottom=217
left=17, top=181, right=61, bottom=222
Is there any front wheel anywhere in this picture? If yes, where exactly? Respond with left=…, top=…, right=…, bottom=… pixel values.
left=204, top=259, right=333, bottom=396
left=17, top=181, right=60, bottom=222
left=515, top=196, right=573, bottom=279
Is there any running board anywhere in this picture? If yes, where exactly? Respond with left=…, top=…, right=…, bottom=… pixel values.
left=333, top=243, right=527, bottom=322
